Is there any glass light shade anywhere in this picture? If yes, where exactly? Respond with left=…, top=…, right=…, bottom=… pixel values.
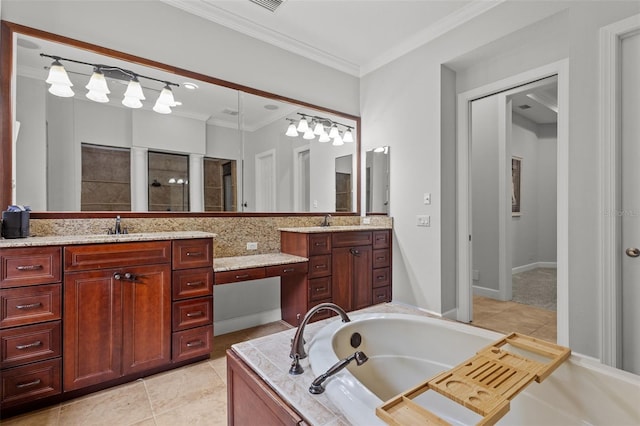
left=285, top=123, right=299, bottom=137
left=318, top=132, right=331, bottom=143
left=85, top=70, right=110, bottom=94
left=303, top=128, right=315, bottom=140
left=45, top=61, right=73, bottom=87
left=153, top=100, right=172, bottom=114
left=343, top=129, right=354, bottom=143
left=122, top=96, right=143, bottom=108
left=313, top=121, right=324, bottom=135
left=48, top=83, right=75, bottom=98
left=328, top=125, right=339, bottom=139
left=332, top=133, right=344, bottom=146
left=296, top=117, right=309, bottom=133
left=374, top=146, right=385, bottom=153
left=168, top=178, right=176, bottom=183
left=86, top=90, right=109, bottom=103
left=124, top=79, right=145, bottom=100
left=156, top=85, right=175, bottom=106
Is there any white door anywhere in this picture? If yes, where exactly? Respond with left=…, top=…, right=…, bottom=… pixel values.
left=255, top=149, right=276, bottom=211
left=621, top=30, right=640, bottom=375
left=293, top=146, right=310, bottom=212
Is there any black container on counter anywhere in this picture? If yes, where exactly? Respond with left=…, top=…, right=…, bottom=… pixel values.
left=1, top=210, right=30, bottom=238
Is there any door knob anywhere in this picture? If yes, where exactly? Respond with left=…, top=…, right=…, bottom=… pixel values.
left=626, top=248, right=640, bottom=258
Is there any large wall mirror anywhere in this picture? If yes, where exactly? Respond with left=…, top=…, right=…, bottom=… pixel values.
left=1, top=22, right=360, bottom=215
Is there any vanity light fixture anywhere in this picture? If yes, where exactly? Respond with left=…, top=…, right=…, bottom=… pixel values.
left=41, top=53, right=180, bottom=114
left=285, top=113, right=354, bottom=146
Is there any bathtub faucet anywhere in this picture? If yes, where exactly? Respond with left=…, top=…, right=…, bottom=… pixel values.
left=309, top=351, right=369, bottom=394
left=289, top=302, right=351, bottom=375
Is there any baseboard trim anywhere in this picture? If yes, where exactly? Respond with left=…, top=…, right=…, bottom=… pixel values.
left=214, top=308, right=282, bottom=336
left=473, top=285, right=501, bottom=299
left=442, top=307, right=458, bottom=320
left=512, top=261, right=557, bottom=275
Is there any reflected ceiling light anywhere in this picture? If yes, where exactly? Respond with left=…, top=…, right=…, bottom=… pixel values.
left=183, top=82, right=199, bottom=90
left=40, top=53, right=180, bottom=113
left=374, top=146, right=386, bottom=153
left=45, top=59, right=74, bottom=97
left=284, top=112, right=355, bottom=148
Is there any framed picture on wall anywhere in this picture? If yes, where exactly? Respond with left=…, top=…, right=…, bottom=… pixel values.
left=512, top=156, right=522, bottom=216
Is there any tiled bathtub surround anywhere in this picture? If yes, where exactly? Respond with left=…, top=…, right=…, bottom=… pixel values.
left=27, top=216, right=392, bottom=258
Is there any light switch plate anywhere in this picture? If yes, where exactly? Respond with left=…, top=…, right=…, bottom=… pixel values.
left=424, top=193, right=431, bottom=205
left=247, top=242, right=258, bottom=250
left=416, top=215, right=430, bottom=227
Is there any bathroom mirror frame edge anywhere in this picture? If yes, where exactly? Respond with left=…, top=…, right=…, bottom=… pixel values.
left=0, top=20, right=362, bottom=218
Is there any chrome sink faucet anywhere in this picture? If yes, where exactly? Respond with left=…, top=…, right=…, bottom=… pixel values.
left=289, top=302, right=351, bottom=375
left=321, top=214, right=332, bottom=227
left=107, top=215, right=128, bottom=235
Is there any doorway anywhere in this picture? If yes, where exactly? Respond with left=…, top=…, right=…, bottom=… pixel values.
left=456, top=61, right=570, bottom=346
left=255, top=149, right=276, bottom=211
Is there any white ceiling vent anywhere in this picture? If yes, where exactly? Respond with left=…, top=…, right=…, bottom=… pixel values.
left=249, top=0, right=285, bottom=13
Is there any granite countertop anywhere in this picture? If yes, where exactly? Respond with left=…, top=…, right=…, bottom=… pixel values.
left=214, top=253, right=308, bottom=272
left=231, top=303, right=431, bottom=426
left=0, top=231, right=216, bottom=248
left=279, top=225, right=392, bottom=233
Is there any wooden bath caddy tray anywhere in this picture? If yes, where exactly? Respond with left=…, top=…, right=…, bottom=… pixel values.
left=376, top=333, right=570, bottom=426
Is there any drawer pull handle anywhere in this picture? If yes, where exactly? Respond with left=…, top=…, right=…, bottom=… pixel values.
left=186, top=311, right=204, bottom=318
left=16, top=379, right=42, bottom=389
left=316, top=287, right=325, bottom=292
left=350, top=248, right=360, bottom=256
left=186, top=251, right=203, bottom=257
left=314, top=242, right=326, bottom=246
left=376, top=257, right=386, bottom=260
left=283, top=268, right=295, bottom=273
left=186, top=281, right=204, bottom=287
left=16, top=264, right=44, bottom=271
left=186, top=340, right=204, bottom=348
left=377, top=275, right=385, bottom=280
left=15, top=302, right=42, bottom=310
left=235, top=274, right=249, bottom=279
left=377, top=294, right=386, bottom=299
left=314, top=265, right=326, bottom=269
left=16, top=340, right=43, bottom=350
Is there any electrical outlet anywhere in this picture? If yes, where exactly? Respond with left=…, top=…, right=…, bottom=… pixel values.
left=416, top=215, right=430, bottom=227
left=362, top=217, right=371, bottom=224
left=313, top=200, right=318, bottom=208
left=424, top=192, right=431, bottom=205
left=246, top=242, right=258, bottom=250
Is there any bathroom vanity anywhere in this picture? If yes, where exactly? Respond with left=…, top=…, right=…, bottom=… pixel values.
left=0, top=232, right=214, bottom=416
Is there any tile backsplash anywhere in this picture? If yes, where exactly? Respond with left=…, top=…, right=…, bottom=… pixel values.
left=29, top=216, right=392, bottom=258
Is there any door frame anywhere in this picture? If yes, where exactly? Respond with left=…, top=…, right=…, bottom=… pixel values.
left=293, top=144, right=310, bottom=212
left=255, top=149, right=276, bottom=211
left=599, top=13, right=640, bottom=368
left=456, top=60, right=570, bottom=346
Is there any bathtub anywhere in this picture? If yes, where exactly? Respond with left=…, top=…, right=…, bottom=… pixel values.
left=307, top=313, right=640, bottom=425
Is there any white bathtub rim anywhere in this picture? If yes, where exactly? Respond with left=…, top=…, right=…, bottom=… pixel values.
left=307, top=312, right=640, bottom=426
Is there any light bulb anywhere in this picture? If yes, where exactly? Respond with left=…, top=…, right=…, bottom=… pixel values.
left=343, top=129, right=354, bottom=143
left=123, top=78, right=145, bottom=100
left=313, top=121, right=324, bottom=135
left=285, top=123, right=299, bottom=137
left=318, top=132, right=331, bottom=143
left=296, top=117, right=309, bottom=133
left=45, top=60, right=73, bottom=87
left=156, top=85, right=175, bottom=106
left=85, top=69, right=110, bottom=94
left=328, top=125, right=339, bottom=139
left=303, top=128, right=315, bottom=140
left=332, top=133, right=344, bottom=146
left=168, top=178, right=176, bottom=184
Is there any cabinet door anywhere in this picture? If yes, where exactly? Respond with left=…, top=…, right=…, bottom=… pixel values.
left=64, top=269, right=123, bottom=391
left=121, top=264, right=171, bottom=376
left=332, top=245, right=372, bottom=311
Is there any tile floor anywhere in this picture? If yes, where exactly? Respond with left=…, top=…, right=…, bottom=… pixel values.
left=2, top=321, right=292, bottom=426
left=471, top=295, right=557, bottom=343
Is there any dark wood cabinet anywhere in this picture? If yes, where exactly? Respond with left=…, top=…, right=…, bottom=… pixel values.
left=63, top=243, right=172, bottom=391
left=280, top=229, right=391, bottom=326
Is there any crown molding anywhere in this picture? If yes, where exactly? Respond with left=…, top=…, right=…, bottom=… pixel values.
left=360, top=0, right=506, bottom=76
left=159, top=0, right=360, bottom=76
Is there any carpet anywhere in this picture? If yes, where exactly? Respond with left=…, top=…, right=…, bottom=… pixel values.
left=512, top=268, right=557, bottom=311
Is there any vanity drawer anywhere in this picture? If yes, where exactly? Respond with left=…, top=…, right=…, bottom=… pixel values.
left=308, top=234, right=331, bottom=255
left=215, top=267, right=266, bottom=285
left=373, top=249, right=390, bottom=269
left=1, top=247, right=61, bottom=289
left=172, top=268, right=213, bottom=300
left=308, top=277, right=332, bottom=302
left=372, top=267, right=391, bottom=288
left=307, top=299, right=335, bottom=322
left=373, top=230, right=391, bottom=249
left=64, top=241, right=171, bottom=272
left=1, top=358, right=61, bottom=408
left=265, top=262, right=308, bottom=278
left=172, top=239, right=213, bottom=270
left=172, top=297, right=213, bottom=332
left=1, top=321, right=61, bottom=369
left=0, top=284, right=62, bottom=329
left=172, top=325, right=213, bottom=363
left=373, top=286, right=392, bottom=304
left=332, top=231, right=372, bottom=248
left=308, top=255, right=331, bottom=279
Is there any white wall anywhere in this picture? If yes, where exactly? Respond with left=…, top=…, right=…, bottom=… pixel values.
left=362, top=1, right=640, bottom=357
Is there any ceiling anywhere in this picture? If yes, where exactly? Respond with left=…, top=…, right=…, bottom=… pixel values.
left=160, top=0, right=505, bottom=76
left=511, top=81, right=558, bottom=125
